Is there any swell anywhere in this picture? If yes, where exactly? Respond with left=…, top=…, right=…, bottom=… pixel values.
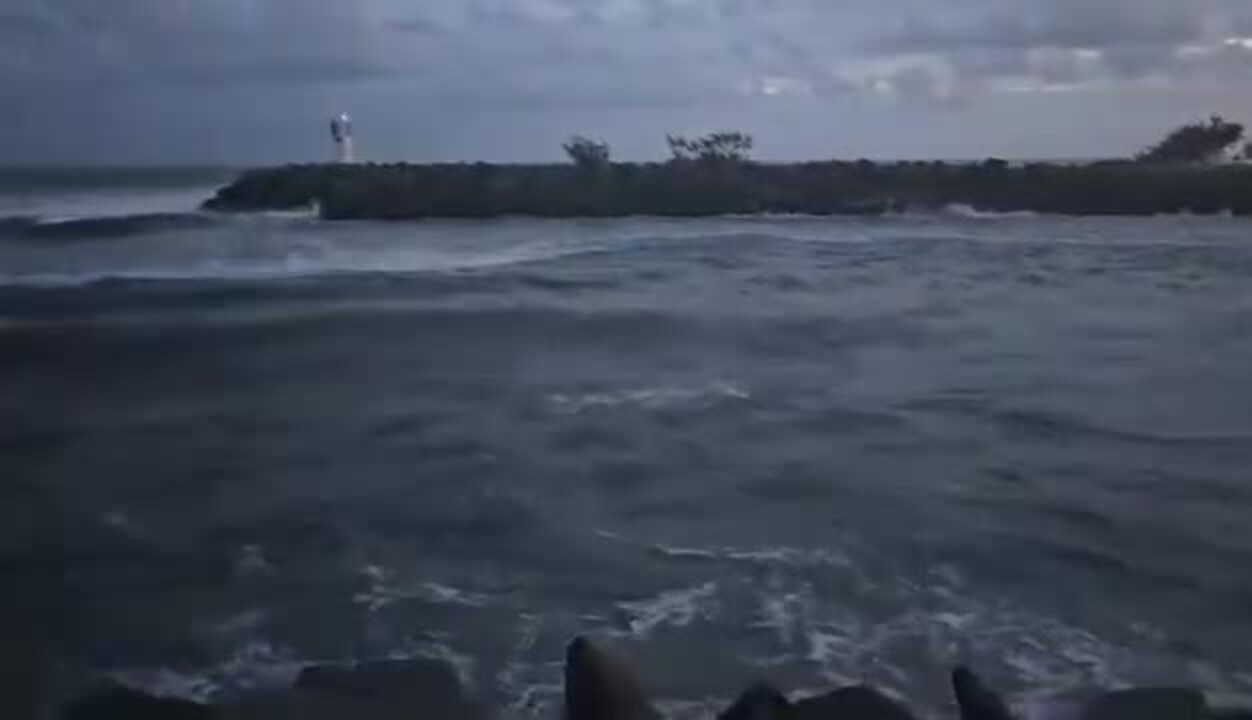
left=905, top=395, right=1252, bottom=450
left=0, top=295, right=958, bottom=376
left=0, top=267, right=632, bottom=323
left=0, top=229, right=807, bottom=288
left=0, top=212, right=221, bottom=241
left=0, top=305, right=714, bottom=374
left=6, top=217, right=1252, bottom=289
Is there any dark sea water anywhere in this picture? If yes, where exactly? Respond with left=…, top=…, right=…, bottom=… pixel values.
left=3, top=170, right=1252, bottom=718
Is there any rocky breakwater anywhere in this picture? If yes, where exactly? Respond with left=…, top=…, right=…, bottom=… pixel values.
left=65, top=635, right=1252, bottom=719
left=203, top=161, right=1252, bottom=219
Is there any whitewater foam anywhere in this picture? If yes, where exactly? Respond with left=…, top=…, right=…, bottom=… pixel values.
left=650, top=542, right=853, bottom=569
left=944, top=204, right=1041, bottom=220
left=549, top=383, right=750, bottom=414
left=0, top=222, right=616, bottom=287
left=496, top=615, right=563, bottom=717
left=616, top=582, right=720, bottom=638
left=110, top=640, right=301, bottom=703
left=200, top=609, right=269, bottom=640
left=234, top=545, right=273, bottom=577
left=388, top=638, right=479, bottom=692
left=354, top=565, right=491, bottom=612
left=628, top=531, right=1252, bottom=709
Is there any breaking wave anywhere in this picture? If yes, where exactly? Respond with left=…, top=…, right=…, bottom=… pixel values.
left=943, top=204, right=1041, bottom=220
left=549, top=384, right=750, bottom=414
left=0, top=212, right=221, bottom=240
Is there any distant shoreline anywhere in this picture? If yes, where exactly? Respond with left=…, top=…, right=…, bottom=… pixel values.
left=204, top=161, right=1252, bottom=219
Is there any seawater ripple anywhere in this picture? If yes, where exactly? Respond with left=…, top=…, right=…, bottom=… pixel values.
left=4, top=210, right=1252, bottom=718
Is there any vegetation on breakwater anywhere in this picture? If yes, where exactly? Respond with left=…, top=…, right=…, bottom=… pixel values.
left=204, top=116, right=1252, bottom=219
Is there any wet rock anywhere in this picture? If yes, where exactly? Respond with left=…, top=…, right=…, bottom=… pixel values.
left=63, top=659, right=484, bottom=720
left=953, top=667, right=1015, bottom=720
left=62, top=685, right=217, bottom=720
left=718, top=682, right=791, bottom=720
left=59, top=635, right=1252, bottom=720
left=227, top=659, right=484, bottom=720
left=791, top=686, right=918, bottom=720
left=564, top=636, right=660, bottom=720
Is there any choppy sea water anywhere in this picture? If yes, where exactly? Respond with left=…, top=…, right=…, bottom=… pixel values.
left=3, top=170, right=1252, bottom=718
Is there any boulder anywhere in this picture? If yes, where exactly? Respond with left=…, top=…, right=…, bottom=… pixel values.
left=63, top=659, right=483, bottom=720
left=62, top=685, right=217, bottom=720
left=227, top=659, right=483, bottom=720
left=790, top=686, right=918, bottom=720
left=564, top=636, right=660, bottom=720
left=953, top=667, right=1016, bottom=720
left=718, top=682, right=791, bottom=720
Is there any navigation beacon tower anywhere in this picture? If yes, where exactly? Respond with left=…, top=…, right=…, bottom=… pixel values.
left=330, top=113, right=355, bottom=163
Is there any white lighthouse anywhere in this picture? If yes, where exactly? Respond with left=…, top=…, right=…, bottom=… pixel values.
left=330, top=113, right=355, bottom=163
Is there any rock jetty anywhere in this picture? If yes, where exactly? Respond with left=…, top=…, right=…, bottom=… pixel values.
left=203, top=161, right=1252, bottom=219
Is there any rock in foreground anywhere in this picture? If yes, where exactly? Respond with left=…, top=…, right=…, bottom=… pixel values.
left=64, top=659, right=480, bottom=720
left=64, top=636, right=1251, bottom=719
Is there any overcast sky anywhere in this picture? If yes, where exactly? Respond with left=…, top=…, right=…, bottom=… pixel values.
left=4, top=0, right=1252, bottom=164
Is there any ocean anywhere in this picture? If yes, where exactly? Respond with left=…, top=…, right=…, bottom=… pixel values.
left=3, top=168, right=1252, bottom=718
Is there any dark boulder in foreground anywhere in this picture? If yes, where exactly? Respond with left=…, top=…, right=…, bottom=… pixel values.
left=565, top=636, right=660, bottom=720
left=64, top=636, right=1252, bottom=719
left=953, top=666, right=1016, bottom=720
left=63, top=686, right=215, bottom=720
left=64, top=658, right=480, bottom=720
left=203, top=161, right=1252, bottom=219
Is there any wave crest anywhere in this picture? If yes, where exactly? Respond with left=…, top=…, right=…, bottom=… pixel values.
left=0, top=212, right=220, bottom=241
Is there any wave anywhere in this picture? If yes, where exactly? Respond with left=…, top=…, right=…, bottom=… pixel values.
left=6, top=214, right=1251, bottom=289
left=0, top=229, right=621, bottom=288
left=615, top=582, right=720, bottom=638
left=108, top=636, right=478, bottom=705
left=0, top=215, right=39, bottom=233
left=110, top=640, right=302, bottom=702
left=648, top=542, right=856, bottom=570
left=0, top=211, right=221, bottom=241
left=0, top=231, right=797, bottom=289
left=903, top=395, right=1252, bottom=450
left=638, top=539, right=1252, bottom=709
left=354, top=564, right=492, bottom=612
left=548, top=383, right=749, bottom=414
left=943, top=204, right=1041, bottom=220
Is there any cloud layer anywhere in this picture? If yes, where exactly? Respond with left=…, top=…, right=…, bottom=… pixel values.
left=3, top=0, right=1252, bottom=162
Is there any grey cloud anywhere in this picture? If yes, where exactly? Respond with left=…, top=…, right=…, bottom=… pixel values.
left=159, top=55, right=395, bottom=88
left=0, top=8, right=59, bottom=43
left=882, top=3, right=1205, bottom=54
left=867, top=0, right=1252, bottom=96
left=2, top=0, right=390, bottom=86
left=3, top=0, right=1252, bottom=164
left=385, top=16, right=444, bottom=36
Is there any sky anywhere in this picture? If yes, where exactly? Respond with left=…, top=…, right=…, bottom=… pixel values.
left=4, top=0, right=1252, bottom=164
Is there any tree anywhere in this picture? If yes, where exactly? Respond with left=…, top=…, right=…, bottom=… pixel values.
left=1137, top=115, right=1245, bottom=164
left=666, top=131, right=754, bottom=162
left=563, top=135, right=611, bottom=169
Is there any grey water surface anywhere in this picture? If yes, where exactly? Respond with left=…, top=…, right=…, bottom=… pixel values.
left=3, top=171, right=1252, bottom=717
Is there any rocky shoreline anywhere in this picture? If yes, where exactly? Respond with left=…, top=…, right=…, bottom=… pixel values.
left=63, top=636, right=1252, bottom=719
left=202, top=161, right=1252, bottom=219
